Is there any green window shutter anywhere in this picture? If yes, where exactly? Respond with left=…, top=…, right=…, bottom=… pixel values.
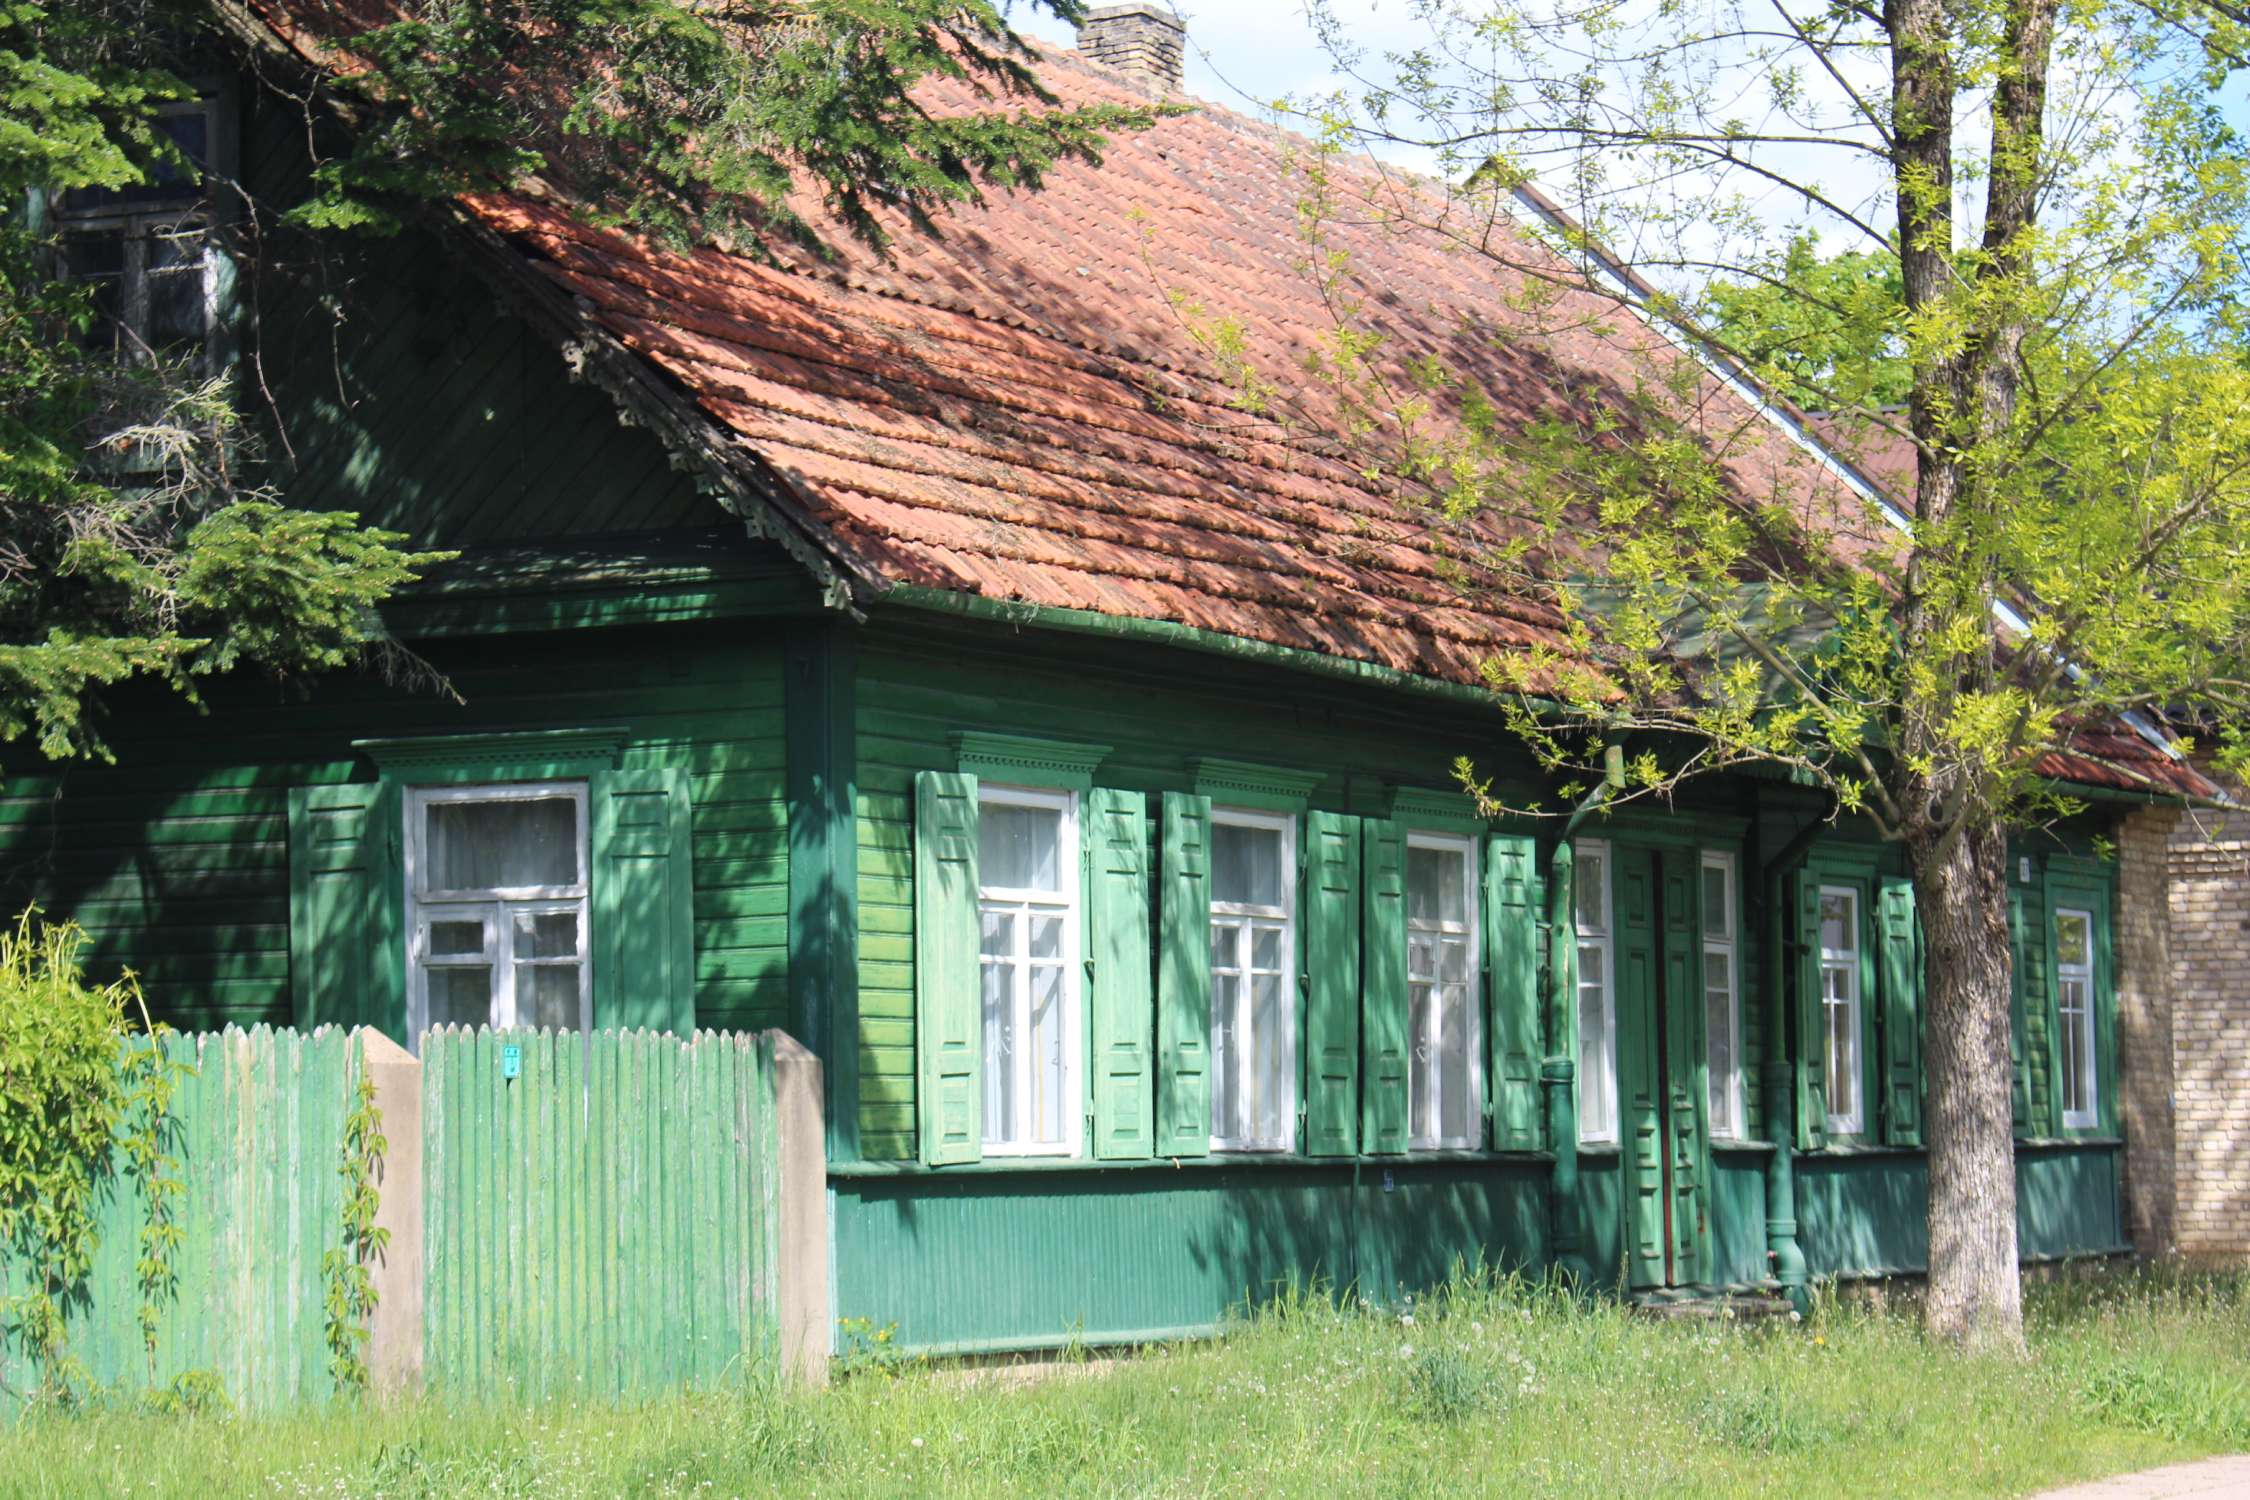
left=1484, top=832, right=1542, bottom=1150
left=1303, top=809, right=1361, bottom=1156
left=287, top=780, right=404, bottom=1037
left=1361, top=817, right=1409, bottom=1156
left=591, top=768, right=696, bottom=1036
left=2008, top=887, right=2032, bottom=1133
left=913, top=770, right=982, bottom=1166
left=1878, top=874, right=1922, bottom=1147
left=1157, top=792, right=1213, bottom=1158
left=1791, top=870, right=1827, bottom=1151
left=1088, top=787, right=1154, bottom=1160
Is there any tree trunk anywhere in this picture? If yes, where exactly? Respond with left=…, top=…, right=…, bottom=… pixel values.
left=1912, top=813, right=2025, bottom=1352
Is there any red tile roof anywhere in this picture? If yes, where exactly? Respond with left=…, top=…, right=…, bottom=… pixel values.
left=450, top=47, right=1898, bottom=694
left=236, top=8, right=2208, bottom=798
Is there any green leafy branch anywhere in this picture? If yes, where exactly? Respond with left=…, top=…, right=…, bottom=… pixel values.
left=321, top=1068, right=387, bottom=1394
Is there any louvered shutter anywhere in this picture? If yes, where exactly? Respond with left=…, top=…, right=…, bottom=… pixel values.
left=1792, top=870, right=1828, bottom=1151
left=288, top=780, right=404, bottom=1037
left=591, top=768, right=696, bottom=1036
left=1878, top=874, right=1922, bottom=1146
left=1089, top=787, right=1154, bottom=1159
left=1157, top=792, right=1213, bottom=1157
left=913, top=770, right=982, bottom=1166
left=1361, top=818, right=1410, bottom=1155
left=2007, top=885, right=2032, bottom=1133
left=1302, top=810, right=1361, bottom=1156
left=1485, top=832, right=1542, bottom=1149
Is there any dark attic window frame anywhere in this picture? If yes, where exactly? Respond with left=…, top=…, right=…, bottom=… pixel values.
left=47, top=81, right=238, bottom=378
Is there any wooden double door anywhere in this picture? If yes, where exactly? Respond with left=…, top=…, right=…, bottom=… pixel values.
left=1612, top=842, right=1718, bottom=1292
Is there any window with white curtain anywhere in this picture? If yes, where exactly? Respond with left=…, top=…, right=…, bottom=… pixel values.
left=977, top=785, right=1081, bottom=1155
left=1407, top=833, right=1482, bottom=1149
left=1702, top=851, right=1743, bottom=1139
left=2055, top=908, right=2098, bottom=1129
left=1820, top=885, right=1864, bottom=1135
left=406, top=782, right=590, bottom=1042
left=1575, top=839, right=1618, bottom=1146
left=1208, top=808, right=1295, bottom=1151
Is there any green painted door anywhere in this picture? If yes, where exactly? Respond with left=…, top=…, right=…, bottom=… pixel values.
left=1614, top=842, right=1715, bottom=1291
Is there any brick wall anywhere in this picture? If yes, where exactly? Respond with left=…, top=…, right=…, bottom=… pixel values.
left=2165, top=807, right=2250, bottom=1260
left=2117, top=808, right=2177, bottom=1257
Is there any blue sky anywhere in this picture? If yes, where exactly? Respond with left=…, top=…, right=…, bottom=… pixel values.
left=1011, top=1, right=2250, bottom=261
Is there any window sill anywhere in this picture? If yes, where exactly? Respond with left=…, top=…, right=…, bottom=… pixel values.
left=2018, top=1134, right=2123, bottom=1150
left=830, top=1148, right=1557, bottom=1178
left=1710, top=1139, right=1778, bottom=1155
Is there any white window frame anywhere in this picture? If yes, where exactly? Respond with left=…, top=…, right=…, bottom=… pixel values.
left=1574, top=838, right=1618, bottom=1147
left=1702, top=851, right=1744, bottom=1140
left=1406, top=831, right=1484, bottom=1151
left=1207, top=807, right=1298, bottom=1153
left=1820, top=884, right=1864, bottom=1137
left=404, top=780, right=591, bottom=1046
left=975, top=784, right=1083, bottom=1158
left=2055, top=907, right=2099, bottom=1130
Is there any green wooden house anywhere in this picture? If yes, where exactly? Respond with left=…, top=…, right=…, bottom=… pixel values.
left=6, top=13, right=2206, bottom=1355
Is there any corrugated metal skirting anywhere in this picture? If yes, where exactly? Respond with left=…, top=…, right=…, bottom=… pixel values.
left=420, top=1028, right=781, bottom=1401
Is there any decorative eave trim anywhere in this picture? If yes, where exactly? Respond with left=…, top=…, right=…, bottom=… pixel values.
left=1188, top=757, right=1326, bottom=812
left=952, top=732, right=1112, bottom=791
left=1387, top=786, right=1488, bottom=833
left=354, top=727, right=629, bottom=779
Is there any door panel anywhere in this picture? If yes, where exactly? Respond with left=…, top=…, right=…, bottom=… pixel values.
left=1660, top=853, right=1710, bottom=1287
left=1614, top=842, right=1718, bottom=1291
left=1616, top=854, right=1666, bottom=1290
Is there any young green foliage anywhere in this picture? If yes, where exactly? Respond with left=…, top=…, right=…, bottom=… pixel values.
left=0, top=911, right=188, bottom=1404
left=1190, top=0, right=2250, bottom=1351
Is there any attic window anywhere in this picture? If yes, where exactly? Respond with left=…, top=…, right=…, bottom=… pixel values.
left=55, top=97, right=225, bottom=370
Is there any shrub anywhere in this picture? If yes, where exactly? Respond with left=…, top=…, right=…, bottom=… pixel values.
left=0, top=909, right=186, bottom=1404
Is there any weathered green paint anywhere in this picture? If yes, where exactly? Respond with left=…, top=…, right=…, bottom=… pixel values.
left=1878, top=875, right=1922, bottom=1146
left=912, top=771, right=981, bottom=1166
left=1156, top=792, right=1213, bottom=1157
left=1304, top=811, right=1362, bottom=1157
left=1484, top=833, right=1542, bottom=1151
left=1088, top=787, right=1155, bottom=1159
left=0, top=1027, right=355, bottom=1413
left=1796, top=1143, right=2126, bottom=1277
left=288, top=780, right=403, bottom=1032
left=831, top=1158, right=1547, bottom=1352
left=590, top=768, right=696, bottom=1034
left=420, top=1027, right=781, bottom=1400
left=0, top=626, right=790, bottom=1037
left=785, top=622, right=860, bottom=1162
left=238, top=96, right=715, bottom=555
left=1359, top=818, right=1410, bottom=1156
left=1708, top=1147, right=1774, bottom=1289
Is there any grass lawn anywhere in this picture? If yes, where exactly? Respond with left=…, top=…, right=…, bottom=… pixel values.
left=2, top=1269, right=2244, bottom=1499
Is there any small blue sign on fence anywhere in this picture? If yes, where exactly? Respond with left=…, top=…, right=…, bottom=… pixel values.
left=501, top=1043, right=522, bottom=1080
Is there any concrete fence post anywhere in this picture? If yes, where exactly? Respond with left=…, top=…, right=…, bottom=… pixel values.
left=770, top=1032, right=829, bottom=1385
left=358, top=1028, right=425, bottom=1399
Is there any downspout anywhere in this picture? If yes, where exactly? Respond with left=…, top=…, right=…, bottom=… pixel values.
left=1545, top=740, right=1624, bottom=1286
left=1760, top=812, right=1825, bottom=1315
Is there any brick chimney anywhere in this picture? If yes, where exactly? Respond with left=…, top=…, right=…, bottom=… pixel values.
left=1076, top=3, right=1185, bottom=93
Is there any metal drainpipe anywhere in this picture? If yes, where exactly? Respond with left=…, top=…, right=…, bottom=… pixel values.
left=1545, top=740, right=1624, bottom=1285
left=1760, top=812, right=1825, bottom=1315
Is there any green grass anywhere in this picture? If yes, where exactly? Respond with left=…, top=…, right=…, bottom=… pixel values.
left=3, top=1268, right=2245, bottom=1499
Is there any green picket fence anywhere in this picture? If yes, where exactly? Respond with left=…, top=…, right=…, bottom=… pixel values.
left=0, top=1026, right=360, bottom=1414
left=420, top=1027, right=783, bottom=1402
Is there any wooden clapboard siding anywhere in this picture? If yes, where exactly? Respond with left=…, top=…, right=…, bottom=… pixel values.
left=236, top=90, right=715, bottom=551
left=0, top=625, right=789, bottom=1034
left=850, top=614, right=1562, bottom=1161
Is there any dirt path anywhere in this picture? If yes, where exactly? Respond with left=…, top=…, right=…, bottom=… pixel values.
left=2030, top=1456, right=2250, bottom=1499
